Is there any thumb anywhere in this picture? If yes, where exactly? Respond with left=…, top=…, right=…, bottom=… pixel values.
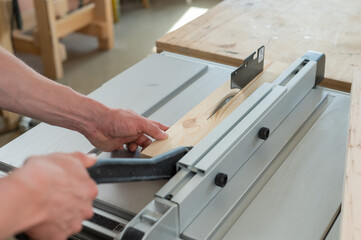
left=77, top=153, right=97, bottom=168
left=142, top=120, right=168, bottom=140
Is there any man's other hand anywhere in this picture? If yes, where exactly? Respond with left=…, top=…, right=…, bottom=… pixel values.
left=12, top=152, right=98, bottom=240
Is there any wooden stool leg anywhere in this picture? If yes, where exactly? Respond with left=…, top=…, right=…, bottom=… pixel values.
left=142, top=0, right=150, bottom=8
left=0, top=0, right=13, bottom=52
left=93, top=0, right=114, bottom=50
left=33, top=0, right=63, bottom=79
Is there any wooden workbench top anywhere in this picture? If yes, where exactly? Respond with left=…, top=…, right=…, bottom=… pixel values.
left=157, top=0, right=361, bottom=92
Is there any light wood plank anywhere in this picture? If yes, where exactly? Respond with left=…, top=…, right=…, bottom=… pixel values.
left=340, top=67, right=361, bottom=240
left=142, top=61, right=288, bottom=157
left=56, top=2, right=95, bottom=38
left=12, top=32, right=40, bottom=55
left=156, top=0, right=361, bottom=92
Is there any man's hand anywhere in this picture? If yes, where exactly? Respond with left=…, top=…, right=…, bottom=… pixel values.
left=85, top=108, right=168, bottom=152
left=10, top=152, right=98, bottom=240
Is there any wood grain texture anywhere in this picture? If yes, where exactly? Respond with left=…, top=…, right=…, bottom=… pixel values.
left=156, top=0, right=360, bottom=91
left=340, top=67, right=361, bottom=240
left=142, top=61, right=288, bottom=157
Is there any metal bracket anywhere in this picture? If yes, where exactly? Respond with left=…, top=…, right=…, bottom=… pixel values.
left=231, top=46, right=265, bottom=89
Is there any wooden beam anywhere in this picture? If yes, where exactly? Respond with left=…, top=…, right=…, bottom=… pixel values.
left=77, top=21, right=108, bottom=39
left=320, top=78, right=352, bottom=93
left=58, top=42, right=67, bottom=61
left=53, top=0, right=69, bottom=19
left=34, top=0, right=63, bottom=79
left=93, top=0, right=114, bottom=50
left=340, top=67, right=361, bottom=240
left=56, top=2, right=95, bottom=38
left=142, top=61, right=289, bottom=157
left=0, top=0, right=13, bottom=52
left=12, top=31, right=40, bottom=55
left=31, top=29, right=67, bottom=61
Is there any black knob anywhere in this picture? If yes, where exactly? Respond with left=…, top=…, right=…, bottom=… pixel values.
left=215, top=173, right=228, bottom=188
left=258, top=127, right=270, bottom=140
left=165, top=194, right=173, bottom=200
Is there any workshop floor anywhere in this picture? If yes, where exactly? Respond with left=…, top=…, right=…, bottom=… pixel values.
left=0, top=0, right=220, bottom=147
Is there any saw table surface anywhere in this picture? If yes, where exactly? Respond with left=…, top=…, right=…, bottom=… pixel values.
left=156, top=0, right=361, bottom=92
left=0, top=52, right=350, bottom=239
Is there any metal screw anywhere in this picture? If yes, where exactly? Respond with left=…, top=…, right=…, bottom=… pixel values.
left=215, top=173, right=228, bottom=188
left=293, top=69, right=300, bottom=74
left=302, top=59, right=309, bottom=66
left=258, top=127, right=270, bottom=140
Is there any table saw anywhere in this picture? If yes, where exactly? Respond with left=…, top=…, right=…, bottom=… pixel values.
left=0, top=49, right=349, bottom=240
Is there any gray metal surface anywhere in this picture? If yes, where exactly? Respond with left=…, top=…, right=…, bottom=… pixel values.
left=325, top=213, right=341, bottom=240
left=222, top=89, right=349, bottom=240
left=168, top=61, right=318, bottom=233
left=117, top=57, right=329, bottom=240
left=182, top=88, right=330, bottom=239
left=0, top=51, right=350, bottom=240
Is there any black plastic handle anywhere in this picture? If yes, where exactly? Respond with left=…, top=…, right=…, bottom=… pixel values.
left=88, top=146, right=192, bottom=184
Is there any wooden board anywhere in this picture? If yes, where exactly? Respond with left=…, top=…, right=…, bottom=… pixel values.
left=340, top=67, right=361, bottom=240
left=143, top=61, right=289, bottom=157
left=156, top=0, right=361, bottom=92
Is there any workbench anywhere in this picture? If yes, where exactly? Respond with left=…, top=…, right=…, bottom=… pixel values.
left=156, top=0, right=361, bottom=93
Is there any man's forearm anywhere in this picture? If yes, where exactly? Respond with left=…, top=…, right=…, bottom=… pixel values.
left=0, top=47, right=109, bottom=137
left=0, top=47, right=168, bottom=152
